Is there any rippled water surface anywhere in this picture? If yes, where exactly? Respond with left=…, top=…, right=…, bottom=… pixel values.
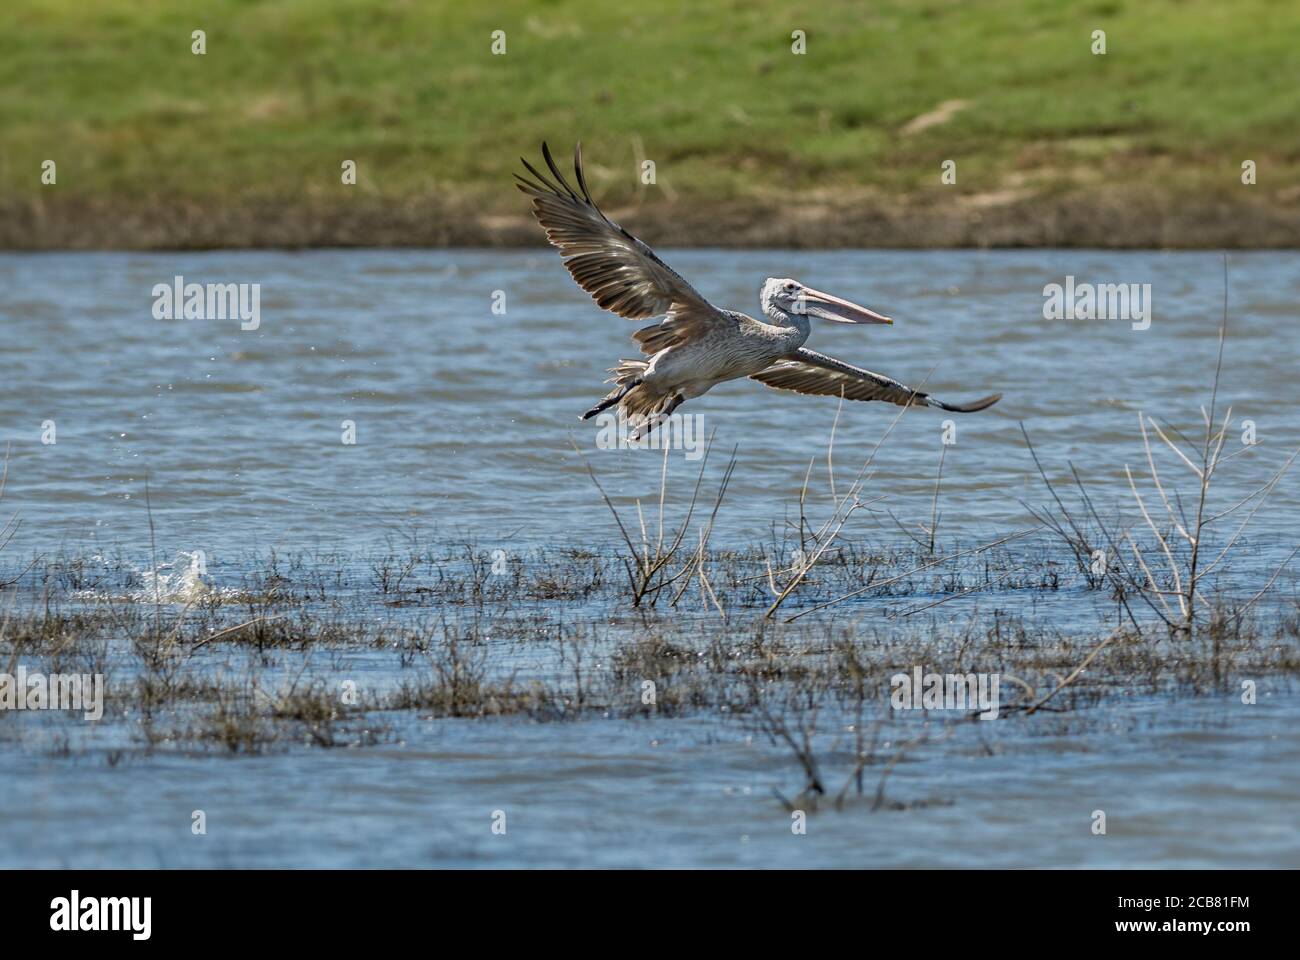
left=1, top=249, right=1297, bottom=868
left=3, top=249, right=1297, bottom=554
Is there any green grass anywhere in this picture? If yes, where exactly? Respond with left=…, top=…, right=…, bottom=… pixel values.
left=1, top=0, right=1297, bottom=237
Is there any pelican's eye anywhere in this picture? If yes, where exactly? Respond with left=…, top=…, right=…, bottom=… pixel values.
left=784, top=282, right=798, bottom=294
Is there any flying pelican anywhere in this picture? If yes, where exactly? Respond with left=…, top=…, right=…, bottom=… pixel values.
left=516, top=143, right=1001, bottom=437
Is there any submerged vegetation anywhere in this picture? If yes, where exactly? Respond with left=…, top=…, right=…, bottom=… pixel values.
left=1, top=523, right=1297, bottom=815
left=1, top=431, right=1295, bottom=807
left=1, top=311, right=1297, bottom=814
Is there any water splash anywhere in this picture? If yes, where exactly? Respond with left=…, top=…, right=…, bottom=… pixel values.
left=73, top=550, right=246, bottom=604
left=135, top=551, right=213, bottom=604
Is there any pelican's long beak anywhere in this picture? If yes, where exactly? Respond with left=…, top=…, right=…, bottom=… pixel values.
left=802, top=287, right=893, bottom=324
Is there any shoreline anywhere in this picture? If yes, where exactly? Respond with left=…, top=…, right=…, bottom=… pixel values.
left=5, top=190, right=1298, bottom=251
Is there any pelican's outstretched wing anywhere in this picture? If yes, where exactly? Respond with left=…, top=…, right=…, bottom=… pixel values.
left=516, top=143, right=725, bottom=352
left=751, top=348, right=1001, bottom=412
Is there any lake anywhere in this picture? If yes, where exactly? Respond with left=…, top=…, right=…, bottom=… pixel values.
left=0, top=249, right=1297, bottom=868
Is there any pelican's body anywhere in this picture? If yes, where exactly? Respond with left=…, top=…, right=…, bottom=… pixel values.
left=516, top=144, right=1000, bottom=436
left=641, top=307, right=801, bottom=400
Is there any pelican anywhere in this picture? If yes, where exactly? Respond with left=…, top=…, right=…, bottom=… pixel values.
left=516, top=143, right=1001, bottom=437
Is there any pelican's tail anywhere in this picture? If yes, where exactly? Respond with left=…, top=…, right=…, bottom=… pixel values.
left=580, top=359, right=675, bottom=433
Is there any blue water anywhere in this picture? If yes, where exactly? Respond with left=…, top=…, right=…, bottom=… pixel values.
left=1, top=249, right=1296, bottom=557
left=1, top=249, right=1297, bottom=868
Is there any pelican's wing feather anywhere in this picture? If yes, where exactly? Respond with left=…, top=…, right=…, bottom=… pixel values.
left=750, top=348, right=1001, bottom=412
left=517, top=143, right=724, bottom=350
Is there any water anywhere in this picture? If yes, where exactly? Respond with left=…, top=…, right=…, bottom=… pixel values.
left=2, top=249, right=1296, bottom=555
left=1, top=249, right=1298, bottom=868
left=4, top=693, right=1297, bottom=869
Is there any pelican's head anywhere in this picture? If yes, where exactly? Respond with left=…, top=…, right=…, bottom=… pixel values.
left=760, top=278, right=893, bottom=326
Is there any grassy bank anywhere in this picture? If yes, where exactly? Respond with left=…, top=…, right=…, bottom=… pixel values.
left=1, top=0, right=1298, bottom=248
